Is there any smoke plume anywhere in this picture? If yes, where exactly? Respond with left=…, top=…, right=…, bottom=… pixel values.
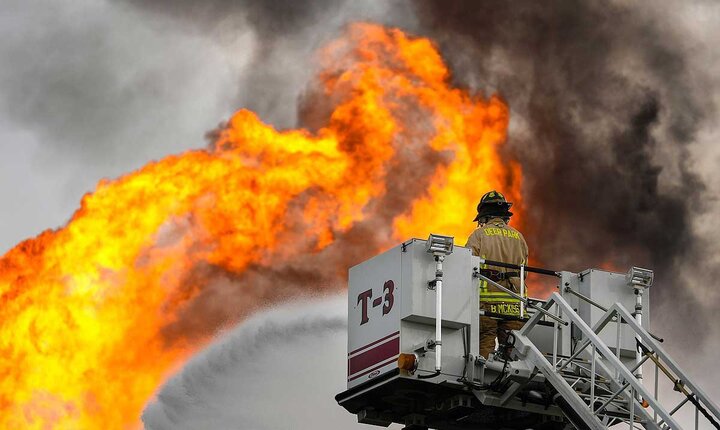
left=410, top=0, right=719, bottom=345
left=120, top=0, right=418, bottom=129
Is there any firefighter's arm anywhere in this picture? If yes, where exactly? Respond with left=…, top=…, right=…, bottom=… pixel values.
left=465, top=230, right=481, bottom=256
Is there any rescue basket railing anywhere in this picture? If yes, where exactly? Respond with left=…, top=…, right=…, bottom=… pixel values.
left=477, top=258, right=560, bottom=277
left=474, top=270, right=568, bottom=326
left=514, top=293, right=720, bottom=430
left=562, top=285, right=664, bottom=343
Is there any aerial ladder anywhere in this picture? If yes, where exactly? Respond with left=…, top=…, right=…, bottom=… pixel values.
left=336, top=235, right=720, bottom=430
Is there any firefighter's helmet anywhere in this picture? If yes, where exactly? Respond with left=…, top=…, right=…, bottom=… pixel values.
left=474, top=190, right=513, bottom=222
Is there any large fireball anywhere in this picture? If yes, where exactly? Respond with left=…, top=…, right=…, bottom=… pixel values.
left=0, top=23, right=521, bottom=429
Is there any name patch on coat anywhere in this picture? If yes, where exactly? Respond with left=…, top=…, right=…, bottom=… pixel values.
left=483, top=227, right=521, bottom=240
left=488, top=303, right=521, bottom=316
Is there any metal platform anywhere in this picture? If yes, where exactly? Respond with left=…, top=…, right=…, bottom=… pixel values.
left=336, top=369, right=566, bottom=430
left=336, top=236, right=720, bottom=430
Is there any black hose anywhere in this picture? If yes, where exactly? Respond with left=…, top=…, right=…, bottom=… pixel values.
left=489, top=357, right=509, bottom=391
left=460, top=326, right=469, bottom=381
left=481, top=258, right=559, bottom=277
left=636, top=341, right=719, bottom=429
left=488, top=331, right=516, bottom=391
left=417, top=370, right=441, bottom=379
left=687, top=394, right=720, bottom=430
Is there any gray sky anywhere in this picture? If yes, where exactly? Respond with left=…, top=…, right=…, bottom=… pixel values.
left=0, top=0, right=252, bottom=253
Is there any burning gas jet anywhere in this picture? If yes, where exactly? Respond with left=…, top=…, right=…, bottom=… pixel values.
left=0, top=24, right=521, bottom=428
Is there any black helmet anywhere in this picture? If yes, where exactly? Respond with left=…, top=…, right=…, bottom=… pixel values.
left=473, top=190, right=513, bottom=222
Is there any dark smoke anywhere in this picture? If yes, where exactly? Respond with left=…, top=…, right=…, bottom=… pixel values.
left=122, top=0, right=340, bottom=129
left=120, top=0, right=417, bottom=129
left=412, top=0, right=716, bottom=344
left=122, top=0, right=343, bottom=37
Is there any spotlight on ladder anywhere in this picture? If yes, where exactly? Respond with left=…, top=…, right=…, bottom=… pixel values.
left=626, top=266, right=654, bottom=385
left=425, top=234, right=454, bottom=256
left=422, top=234, right=454, bottom=377
left=626, top=266, right=654, bottom=289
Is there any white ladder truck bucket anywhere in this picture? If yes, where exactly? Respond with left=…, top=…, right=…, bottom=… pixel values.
left=335, top=234, right=720, bottom=430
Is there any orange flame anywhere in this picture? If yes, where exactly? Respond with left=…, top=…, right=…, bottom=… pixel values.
left=0, top=23, right=522, bottom=429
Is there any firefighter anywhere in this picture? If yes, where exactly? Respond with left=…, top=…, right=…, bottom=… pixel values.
left=465, top=190, right=529, bottom=359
